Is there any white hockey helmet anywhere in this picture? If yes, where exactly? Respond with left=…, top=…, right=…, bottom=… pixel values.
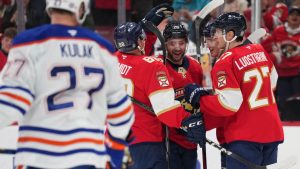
left=46, top=0, right=90, bottom=24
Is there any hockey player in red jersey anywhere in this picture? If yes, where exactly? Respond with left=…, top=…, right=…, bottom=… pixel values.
left=202, top=23, right=228, bottom=169
left=158, top=21, right=204, bottom=169
left=184, top=12, right=284, bottom=169
left=271, top=6, right=300, bottom=119
left=114, top=5, right=206, bottom=169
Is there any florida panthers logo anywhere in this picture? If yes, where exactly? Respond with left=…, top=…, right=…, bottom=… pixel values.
left=280, top=42, right=300, bottom=58
left=178, top=67, right=187, bottom=78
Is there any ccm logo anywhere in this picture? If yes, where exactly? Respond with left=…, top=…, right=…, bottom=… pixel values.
left=188, top=121, right=202, bottom=127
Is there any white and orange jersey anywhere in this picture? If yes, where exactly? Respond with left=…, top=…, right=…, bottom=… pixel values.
left=0, top=24, right=134, bottom=168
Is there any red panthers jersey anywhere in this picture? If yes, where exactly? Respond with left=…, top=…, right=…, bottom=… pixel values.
left=0, top=50, right=8, bottom=71
left=200, top=44, right=284, bottom=144
left=272, top=25, right=300, bottom=77
left=158, top=56, right=203, bottom=149
left=116, top=51, right=190, bottom=144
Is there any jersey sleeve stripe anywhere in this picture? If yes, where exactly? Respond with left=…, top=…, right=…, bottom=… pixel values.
left=270, top=66, right=278, bottom=90
left=215, top=88, right=243, bottom=111
left=105, top=137, right=126, bottom=150
left=156, top=104, right=181, bottom=116
left=108, top=113, right=134, bottom=127
left=0, top=86, right=35, bottom=98
left=107, top=95, right=128, bottom=108
left=18, top=137, right=104, bottom=146
left=0, top=99, right=26, bottom=115
left=107, top=105, right=132, bottom=119
left=0, top=92, right=31, bottom=106
left=17, top=148, right=106, bottom=156
left=19, top=126, right=104, bottom=135
left=149, top=88, right=181, bottom=115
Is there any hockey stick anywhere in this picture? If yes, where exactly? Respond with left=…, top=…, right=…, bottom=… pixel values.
left=193, top=2, right=224, bottom=168
left=0, top=148, right=16, bottom=155
left=141, top=19, right=171, bottom=169
left=243, top=28, right=267, bottom=45
left=142, top=20, right=167, bottom=64
left=192, top=0, right=225, bottom=21
left=206, top=138, right=298, bottom=169
left=191, top=0, right=224, bottom=47
left=130, top=96, right=154, bottom=113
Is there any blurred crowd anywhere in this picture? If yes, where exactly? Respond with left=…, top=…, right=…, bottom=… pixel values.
left=0, top=0, right=300, bottom=121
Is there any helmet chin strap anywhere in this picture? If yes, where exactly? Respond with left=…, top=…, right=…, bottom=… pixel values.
left=137, top=46, right=145, bottom=55
left=222, top=34, right=237, bottom=52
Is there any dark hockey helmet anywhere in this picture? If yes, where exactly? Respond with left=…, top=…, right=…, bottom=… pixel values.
left=202, top=23, right=214, bottom=38
left=114, top=22, right=146, bottom=52
left=212, top=12, right=247, bottom=38
left=163, top=21, right=188, bottom=42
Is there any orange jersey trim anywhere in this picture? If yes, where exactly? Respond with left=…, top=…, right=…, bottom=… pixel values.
left=18, top=137, right=104, bottom=146
left=107, top=105, right=132, bottom=119
left=105, top=137, right=126, bottom=150
left=0, top=92, right=31, bottom=106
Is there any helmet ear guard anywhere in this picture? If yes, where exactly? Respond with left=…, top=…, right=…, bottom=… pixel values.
left=46, top=0, right=90, bottom=24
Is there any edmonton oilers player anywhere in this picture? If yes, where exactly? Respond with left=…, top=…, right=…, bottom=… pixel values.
left=0, top=0, right=134, bottom=168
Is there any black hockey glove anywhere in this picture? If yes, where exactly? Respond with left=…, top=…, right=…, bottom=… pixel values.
left=184, top=83, right=209, bottom=109
left=181, top=113, right=206, bottom=147
left=142, top=3, right=174, bottom=26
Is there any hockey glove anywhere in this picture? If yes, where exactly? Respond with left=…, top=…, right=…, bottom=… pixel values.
left=184, top=84, right=209, bottom=109
left=142, top=3, right=174, bottom=26
left=181, top=113, right=206, bottom=147
left=105, top=131, right=129, bottom=169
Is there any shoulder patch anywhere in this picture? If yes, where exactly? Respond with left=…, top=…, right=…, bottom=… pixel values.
left=216, top=71, right=227, bottom=88
left=156, top=71, right=170, bottom=87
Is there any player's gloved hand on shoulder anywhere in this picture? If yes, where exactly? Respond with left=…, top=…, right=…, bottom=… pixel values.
left=142, top=3, right=174, bottom=26
left=184, top=83, right=209, bottom=109
left=181, top=113, right=206, bottom=147
left=105, top=131, right=130, bottom=169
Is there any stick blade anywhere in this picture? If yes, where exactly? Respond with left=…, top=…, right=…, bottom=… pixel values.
left=193, top=0, right=224, bottom=20
left=247, top=28, right=267, bottom=44
left=266, top=155, right=298, bottom=169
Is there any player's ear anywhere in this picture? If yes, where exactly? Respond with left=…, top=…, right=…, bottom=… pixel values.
left=226, top=30, right=235, bottom=41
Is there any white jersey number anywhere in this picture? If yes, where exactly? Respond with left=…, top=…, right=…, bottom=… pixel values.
left=123, top=78, right=134, bottom=96
left=243, top=66, right=274, bottom=109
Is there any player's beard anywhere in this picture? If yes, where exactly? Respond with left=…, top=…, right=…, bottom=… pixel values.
left=168, top=49, right=185, bottom=65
